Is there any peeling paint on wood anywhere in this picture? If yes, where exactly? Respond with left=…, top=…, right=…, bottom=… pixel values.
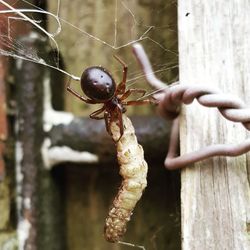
left=42, top=138, right=99, bottom=169
left=42, top=69, right=99, bottom=169
left=43, top=77, right=74, bottom=132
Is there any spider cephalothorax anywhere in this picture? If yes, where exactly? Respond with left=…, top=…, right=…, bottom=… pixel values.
left=67, top=55, right=154, bottom=140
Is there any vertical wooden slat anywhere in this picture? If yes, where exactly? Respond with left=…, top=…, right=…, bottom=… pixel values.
left=178, top=1, right=250, bottom=249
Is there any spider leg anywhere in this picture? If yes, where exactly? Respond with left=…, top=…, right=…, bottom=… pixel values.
left=107, top=106, right=124, bottom=143
left=113, top=55, right=127, bottom=95
left=117, top=107, right=124, bottom=139
left=66, top=79, right=98, bottom=104
left=123, top=99, right=158, bottom=106
left=89, top=106, right=106, bottom=120
left=114, top=106, right=124, bottom=141
left=119, top=88, right=147, bottom=101
left=91, top=110, right=112, bottom=136
left=104, top=111, right=112, bottom=135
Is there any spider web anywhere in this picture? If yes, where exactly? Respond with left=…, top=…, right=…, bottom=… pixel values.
left=0, top=0, right=180, bottom=248
left=0, top=0, right=178, bottom=102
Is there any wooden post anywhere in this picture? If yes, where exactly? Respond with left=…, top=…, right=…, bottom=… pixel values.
left=178, top=1, right=250, bottom=249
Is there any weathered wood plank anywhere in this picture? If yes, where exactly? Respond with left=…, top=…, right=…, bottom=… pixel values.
left=178, top=1, right=250, bottom=249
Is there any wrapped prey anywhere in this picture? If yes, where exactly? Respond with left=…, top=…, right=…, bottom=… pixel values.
left=104, top=114, right=148, bottom=243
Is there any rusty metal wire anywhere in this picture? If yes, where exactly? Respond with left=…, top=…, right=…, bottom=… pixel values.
left=132, top=43, right=250, bottom=170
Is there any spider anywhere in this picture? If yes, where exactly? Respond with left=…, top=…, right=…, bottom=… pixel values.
left=67, top=55, right=155, bottom=140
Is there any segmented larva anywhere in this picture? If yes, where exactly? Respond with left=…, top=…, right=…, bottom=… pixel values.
left=104, top=114, right=148, bottom=243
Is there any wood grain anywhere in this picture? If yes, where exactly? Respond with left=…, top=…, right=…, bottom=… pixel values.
left=178, top=1, right=250, bottom=249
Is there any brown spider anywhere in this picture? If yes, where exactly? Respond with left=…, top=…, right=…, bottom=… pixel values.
left=67, top=55, right=155, bottom=140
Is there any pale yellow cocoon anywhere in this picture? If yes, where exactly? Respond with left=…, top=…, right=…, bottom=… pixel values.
left=104, top=115, right=148, bottom=242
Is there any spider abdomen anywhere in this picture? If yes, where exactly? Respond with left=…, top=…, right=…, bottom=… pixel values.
left=80, top=66, right=116, bottom=102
